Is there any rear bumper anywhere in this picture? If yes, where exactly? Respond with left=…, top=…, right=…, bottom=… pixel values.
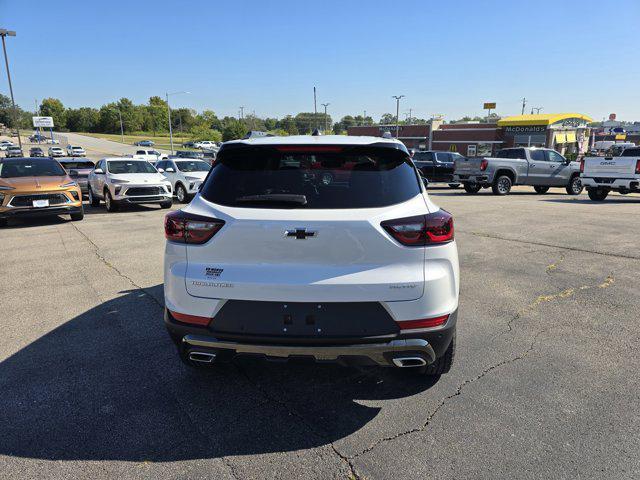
left=164, top=308, right=456, bottom=367
left=582, top=177, right=639, bottom=191
left=454, top=174, right=489, bottom=184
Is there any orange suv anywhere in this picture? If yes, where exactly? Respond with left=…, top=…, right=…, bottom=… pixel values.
left=0, top=157, right=84, bottom=227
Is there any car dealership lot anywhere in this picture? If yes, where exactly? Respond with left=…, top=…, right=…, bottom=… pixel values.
left=0, top=188, right=639, bottom=479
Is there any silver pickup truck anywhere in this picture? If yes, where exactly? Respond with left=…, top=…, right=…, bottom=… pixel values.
left=453, top=147, right=583, bottom=195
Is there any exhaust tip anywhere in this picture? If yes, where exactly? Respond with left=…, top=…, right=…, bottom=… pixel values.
left=188, top=351, right=216, bottom=363
left=392, top=357, right=427, bottom=368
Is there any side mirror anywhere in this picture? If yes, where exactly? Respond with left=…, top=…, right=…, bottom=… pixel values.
left=69, top=169, right=79, bottom=177
left=165, top=167, right=175, bottom=173
left=157, top=168, right=164, bottom=173
left=94, top=168, right=104, bottom=174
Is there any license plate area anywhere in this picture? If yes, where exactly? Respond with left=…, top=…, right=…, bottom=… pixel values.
left=33, top=199, right=49, bottom=208
left=211, top=300, right=398, bottom=338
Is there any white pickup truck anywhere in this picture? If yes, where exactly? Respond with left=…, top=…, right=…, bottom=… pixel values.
left=132, top=149, right=168, bottom=162
left=581, top=146, right=640, bottom=201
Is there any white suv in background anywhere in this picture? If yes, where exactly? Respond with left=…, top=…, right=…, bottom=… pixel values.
left=163, top=135, right=459, bottom=376
left=155, top=158, right=210, bottom=203
left=87, top=158, right=172, bottom=211
left=194, top=140, right=219, bottom=150
left=66, top=145, right=86, bottom=157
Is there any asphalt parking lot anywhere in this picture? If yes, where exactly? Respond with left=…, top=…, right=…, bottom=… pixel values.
left=0, top=186, right=639, bottom=479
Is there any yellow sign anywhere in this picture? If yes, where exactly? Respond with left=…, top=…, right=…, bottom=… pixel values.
left=615, top=134, right=627, bottom=140
left=483, top=102, right=496, bottom=110
left=449, top=144, right=457, bottom=152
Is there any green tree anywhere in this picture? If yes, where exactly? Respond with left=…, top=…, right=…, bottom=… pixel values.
left=0, top=93, right=22, bottom=128
left=66, top=107, right=100, bottom=132
left=189, top=124, right=222, bottom=142
left=222, top=119, right=247, bottom=141
left=40, top=98, right=66, bottom=129
left=242, top=113, right=266, bottom=132
left=294, top=112, right=331, bottom=134
left=379, top=113, right=395, bottom=125
left=98, top=103, right=121, bottom=134
left=264, top=117, right=278, bottom=131
left=142, top=96, right=169, bottom=136
left=116, top=97, right=143, bottom=132
left=278, top=115, right=298, bottom=135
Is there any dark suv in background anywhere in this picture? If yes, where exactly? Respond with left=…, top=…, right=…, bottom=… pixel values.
left=412, top=150, right=464, bottom=187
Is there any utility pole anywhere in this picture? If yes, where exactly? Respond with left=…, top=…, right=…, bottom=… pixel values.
left=313, top=87, right=318, bottom=130
left=392, top=95, right=405, bottom=139
left=321, top=103, right=330, bottom=133
left=363, top=110, right=367, bottom=126
left=521, top=97, right=527, bottom=115
left=117, top=107, right=124, bottom=144
left=166, top=91, right=189, bottom=155
left=531, top=107, right=543, bottom=115
left=1, top=29, right=21, bottom=148
left=239, top=106, right=244, bottom=120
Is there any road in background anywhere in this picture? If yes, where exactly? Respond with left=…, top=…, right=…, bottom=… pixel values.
left=0, top=188, right=638, bottom=479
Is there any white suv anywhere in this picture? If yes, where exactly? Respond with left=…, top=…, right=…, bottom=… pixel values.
left=87, top=158, right=172, bottom=211
left=155, top=158, right=211, bottom=203
left=66, top=145, right=86, bottom=157
left=163, top=135, right=459, bottom=375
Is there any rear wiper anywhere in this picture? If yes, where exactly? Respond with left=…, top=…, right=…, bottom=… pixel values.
left=235, top=194, right=307, bottom=206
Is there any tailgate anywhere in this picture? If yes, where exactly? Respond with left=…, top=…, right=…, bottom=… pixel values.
left=583, top=157, right=637, bottom=177
left=455, top=157, right=484, bottom=174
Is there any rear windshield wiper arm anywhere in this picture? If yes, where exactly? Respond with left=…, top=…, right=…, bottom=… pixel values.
left=235, top=194, right=308, bottom=206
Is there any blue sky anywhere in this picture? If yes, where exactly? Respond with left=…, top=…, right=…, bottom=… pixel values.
left=1, top=0, right=638, bottom=122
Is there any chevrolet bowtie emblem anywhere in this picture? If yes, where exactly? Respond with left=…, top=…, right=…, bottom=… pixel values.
left=284, top=228, right=317, bottom=239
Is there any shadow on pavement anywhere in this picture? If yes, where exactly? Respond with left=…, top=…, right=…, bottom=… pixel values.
left=0, top=285, right=438, bottom=462
left=542, top=197, right=640, bottom=205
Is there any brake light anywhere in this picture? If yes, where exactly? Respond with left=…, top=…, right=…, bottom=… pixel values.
left=580, top=159, right=585, bottom=173
left=381, top=211, right=454, bottom=246
left=397, top=314, right=449, bottom=330
left=164, top=210, right=225, bottom=244
left=169, top=309, right=213, bottom=327
left=480, top=159, right=488, bottom=171
left=636, top=159, right=640, bottom=174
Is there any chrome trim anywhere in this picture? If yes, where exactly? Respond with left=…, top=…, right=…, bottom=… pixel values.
left=392, top=357, right=427, bottom=368
left=6, top=192, right=72, bottom=209
left=182, top=335, right=435, bottom=367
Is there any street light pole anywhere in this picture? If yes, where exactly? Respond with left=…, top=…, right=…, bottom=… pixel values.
left=117, top=108, right=124, bottom=143
left=1, top=29, right=21, bottom=149
left=392, top=95, right=405, bottom=139
left=165, top=91, right=190, bottom=155
left=321, top=103, right=330, bottom=133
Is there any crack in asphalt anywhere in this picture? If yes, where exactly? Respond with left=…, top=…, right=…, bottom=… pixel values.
left=463, top=230, right=640, bottom=261
left=504, top=274, right=614, bottom=333
left=69, top=222, right=164, bottom=309
left=348, top=327, right=552, bottom=462
left=233, top=363, right=360, bottom=479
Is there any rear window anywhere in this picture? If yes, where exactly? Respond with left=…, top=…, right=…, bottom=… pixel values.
left=200, top=145, right=420, bottom=209
left=107, top=161, right=157, bottom=174
left=621, top=147, right=640, bottom=157
left=60, top=161, right=95, bottom=169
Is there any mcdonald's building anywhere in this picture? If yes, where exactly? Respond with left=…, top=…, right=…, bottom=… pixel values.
left=347, top=112, right=593, bottom=158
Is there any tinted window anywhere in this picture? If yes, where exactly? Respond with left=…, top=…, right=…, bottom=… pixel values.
left=530, top=149, right=546, bottom=161
left=0, top=158, right=66, bottom=178
left=201, top=146, right=420, bottom=209
left=496, top=149, right=525, bottom=159
left=435, top=152, right=452, bottom=162
left=413, top=152, right=434, bottom=162
left=175, top=161, right=210, bottom=172
left=59, top=161, right=95, bottom=169
left=156, top=161, right=167, bottom=170
left=107, top=161, right=157, bottom=174
left=621, top=147, right=640, bottom=157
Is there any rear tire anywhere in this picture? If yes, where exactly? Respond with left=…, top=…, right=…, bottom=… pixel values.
left=88, top=187, right=100, bottom=207
left=448, top=183, right=460, bottom=189
left=534, top=186, right=549, bottom=194
left=566, top=175, right=583, bottom=195
left=105, top=190, right=119, bottom=212
left=419, top=333, right=455, bottom=376
left=587, top=187, right=609, bottom=201
left=492, top=175, right=512, bottom=195
left=463, top=183, right=481, bottom=194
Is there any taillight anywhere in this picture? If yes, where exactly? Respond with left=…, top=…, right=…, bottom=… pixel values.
left=636, top=160, right=640, bottom=174
left=169, top=309, right=213, bottom=327
left=480, top=159, right=488, bottom=171
left=165, top=210, right=225, bottom=244
left=381, top=211, right=454, bottom=246
left=397, top=314, right=449, bottom=330
left=580, top=159, right=585, bottom=173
